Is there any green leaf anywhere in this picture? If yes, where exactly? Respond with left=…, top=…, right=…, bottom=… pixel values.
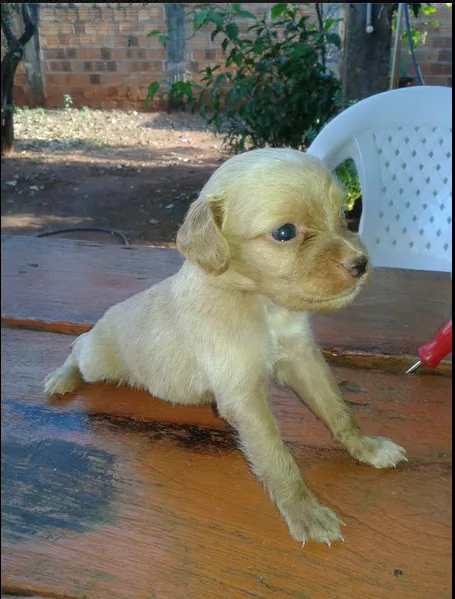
left=326, top=32, right=341, bottom=48
left=145, top=81, right=160, bottom=106
left=214, top=113, right=222, bottom=132
left=215, top=73, right=228, bottom=84
left=194, top=8, right=210, bottom=28
left=422, top=5, right=437, bottom=14
left=225, top=23, right=239, bottom=40
left=221, top=37, right=230, bottom=53
left=225, top=88, right=237, bottom=106
left=237, top=10, right=256, bottom=19
left=271, top=4, right=288, bottom=20
left=211, top=28, right=222, bottom=42
left=147, top=29, right=161, bottom=37
left=323, top=18, right=338, bottom=31
left=210, top=12, right=224, bottom=28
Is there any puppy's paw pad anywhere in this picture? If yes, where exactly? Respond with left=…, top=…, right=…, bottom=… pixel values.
left=353, top=436, right=407, bottom=469
left=284, top=499, right=345, bottom=547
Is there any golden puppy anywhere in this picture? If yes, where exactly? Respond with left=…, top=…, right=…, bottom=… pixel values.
left=44, top=148, right=407, bottom=546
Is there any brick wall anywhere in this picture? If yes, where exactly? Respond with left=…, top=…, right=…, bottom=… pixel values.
left=28, top=3, right=166, bottom=109
left=406, top=3, right=452, bottom=87
left=3, top=3, right=452, bottom=111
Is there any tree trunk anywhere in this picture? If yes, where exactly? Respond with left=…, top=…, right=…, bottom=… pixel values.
left=164, top=4, right=187, bottom=112
left=1, top=87, right=14, bottom=155
left=22, top=3, right=44, bottom=108
left=1, top=3, right=37, bottom=154
left=1, top=51, right=22, bottom=155
left=341, top=3, right=395, bottom=105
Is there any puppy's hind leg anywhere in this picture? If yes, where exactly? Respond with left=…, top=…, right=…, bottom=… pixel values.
left=43, top=346, right=82, bottom=396
left=44, top=329, right=128, bottom=396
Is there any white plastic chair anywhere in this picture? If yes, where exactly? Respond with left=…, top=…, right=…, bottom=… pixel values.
left=308, top=86, right=452, bottom=273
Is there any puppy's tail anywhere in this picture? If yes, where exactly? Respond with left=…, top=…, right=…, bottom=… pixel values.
left=43, top=350, right=82, bottom=396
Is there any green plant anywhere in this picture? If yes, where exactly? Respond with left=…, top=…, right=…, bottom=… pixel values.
left=395, top=3, right=452, bottom=49
left=63, top=93, right=73, bottom=110
left=147, top=3, right=342, bottom=153
left=335, top=160, right=361, bottom=213
left=80, top=106, right=90, bottom=115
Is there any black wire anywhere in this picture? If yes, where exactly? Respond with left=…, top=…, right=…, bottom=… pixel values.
left=36, top=227, right=130, bottom=247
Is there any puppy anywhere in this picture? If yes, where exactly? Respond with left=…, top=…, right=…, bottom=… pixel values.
left=44, top=148, right=407, bottom=546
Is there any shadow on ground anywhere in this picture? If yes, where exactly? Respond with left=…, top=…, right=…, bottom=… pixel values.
left=1, top=144, right=223, bottom=246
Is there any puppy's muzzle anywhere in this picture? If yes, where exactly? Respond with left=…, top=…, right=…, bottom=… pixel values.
left=341, top=255, right=369, bottom=279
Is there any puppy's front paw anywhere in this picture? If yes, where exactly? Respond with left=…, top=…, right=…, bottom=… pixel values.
left=349, top=435, right=408, bottom=469
left=43, top=367, right=80, bottom=396
left=281, top=496, right=345, bottom=547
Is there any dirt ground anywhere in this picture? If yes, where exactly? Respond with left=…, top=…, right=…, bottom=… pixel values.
left=1, top=108, right=228, bottom=247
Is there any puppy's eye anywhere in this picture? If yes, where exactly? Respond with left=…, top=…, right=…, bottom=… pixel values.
left=271, top=224, right=297, bottom=242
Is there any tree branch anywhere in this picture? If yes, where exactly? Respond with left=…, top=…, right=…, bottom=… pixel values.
left=19, top=3, right=36, bottom=47
left=1, top=8, right=17, bottom=48
left=315, top=3, right=327, bottom=67
left=1, top=3, right=36, bottom=49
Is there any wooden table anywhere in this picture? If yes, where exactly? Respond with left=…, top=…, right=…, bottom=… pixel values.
left=1, top=236, right=452, bottom=599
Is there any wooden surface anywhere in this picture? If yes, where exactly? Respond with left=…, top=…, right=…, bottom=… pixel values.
left=1, top=327, right=452, bottom=599
left=1, top=236, right=453, bottom=599
left=1, top=236, right=452, bottom=374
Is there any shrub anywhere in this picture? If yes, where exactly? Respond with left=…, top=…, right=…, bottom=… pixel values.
left=147, top=3, right=343, bottom=154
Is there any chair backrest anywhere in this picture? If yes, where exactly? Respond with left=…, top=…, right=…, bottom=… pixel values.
left=308, top=86, right=452, bottom=273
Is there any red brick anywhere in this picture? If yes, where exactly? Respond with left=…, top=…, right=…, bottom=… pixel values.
left=430, top=63, right=452, bottom=75
left=48, top=61, right=62, bottom=73
left=119, top=22, right=140, bottom=34
left=74, top=21, right=86, bottom=35
left=40, top=11, right=58, bottom=23
left=45, top=73, right=89, bottom=87
left=90, top=6, right=103, bottom=20
left=126, top=60, right=163, bottom=73
left=58, top=23, right=74, bottom=35
left=43, top=36, right=61, bottom=48
left=438, top=49, right=452, bottom=63
left=66, top=6, right=78, bottom=21
left=58, top=35, right=71, bottom=47
left=76, top=6, right=91, bottom=20
left=44, top=48, right=65, bottom=60
left=431, top=36, right=452, bottom=48
left=75, top=49, right=100, bottom=59
left=39, top=23, right=58, bottom=36
left=126, top=48, right=147, bottom=60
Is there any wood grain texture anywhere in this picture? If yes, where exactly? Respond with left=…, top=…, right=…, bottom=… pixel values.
left=1, top=236, right=452, bottom=372
left=2, top=328, right=452, bottom=599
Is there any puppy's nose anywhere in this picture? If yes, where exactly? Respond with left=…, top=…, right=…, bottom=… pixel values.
left=342, top=255, right=369, bottom=278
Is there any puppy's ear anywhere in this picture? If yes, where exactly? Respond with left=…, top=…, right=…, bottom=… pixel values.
left=176, top=195, right=230, bottom=275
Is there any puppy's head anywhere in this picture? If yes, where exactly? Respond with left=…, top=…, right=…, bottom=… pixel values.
left=177, top=149, right=370, bottom=312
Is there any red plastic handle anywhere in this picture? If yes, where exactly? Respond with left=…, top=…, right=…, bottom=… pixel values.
left=417, top=318, right=452, bottom=368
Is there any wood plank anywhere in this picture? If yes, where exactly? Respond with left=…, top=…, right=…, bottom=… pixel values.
left=1, top=328, right=452, bottom=599
left=1, top=236, right=452, bottom=373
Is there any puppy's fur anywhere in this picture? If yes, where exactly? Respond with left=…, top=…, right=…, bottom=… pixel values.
left=44, top=149, right=407, bottom=545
